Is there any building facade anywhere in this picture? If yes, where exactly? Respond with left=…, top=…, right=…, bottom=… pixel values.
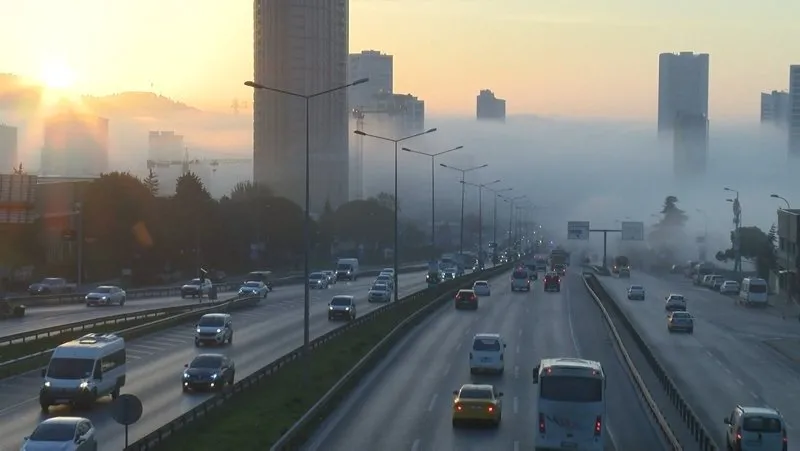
left=776, top=208, right=800, bottom=297
left=673, top=112, right=708, bottom=177
left=476, top=89, right=506, bottom=121
left=0, top=124, right=17, bottom=173
left=253, top=0, right=350, bottom=212
left=789, top=65, right=800, bottom=156
left=658, top=52, right=709, bottom=133
left=761, top=90, right=790, bottom=127
left=40, top=112, right=109, bottom=177
left=348, top=50, right=393, bottom=109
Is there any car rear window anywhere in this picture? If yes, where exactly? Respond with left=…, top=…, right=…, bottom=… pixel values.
left=748, top=284, right=767, bottom=293
left=742, top=416, right=782, bottom=432
left=669, top=295, right=684, bottom=301
left=459, top=388, right=493, bottom=399
left=513, top=271, right=528, bottom=279
left=630, top=285, right=643, bottom=290
left=472, top=338, right=501, bottom=351
left=474, top=282, right=488, bottom=287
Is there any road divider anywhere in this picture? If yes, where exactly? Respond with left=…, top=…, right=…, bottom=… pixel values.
left=122, top=264, right=512, bottom=451
left=584, top=269, right=718, bottom=451
left=0, top=294, right=261, bottom=380
left=2, top=263, right=428, bottom=309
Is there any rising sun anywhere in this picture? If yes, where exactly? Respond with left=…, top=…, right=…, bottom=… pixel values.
left=39, top=60, right=77, bottom=89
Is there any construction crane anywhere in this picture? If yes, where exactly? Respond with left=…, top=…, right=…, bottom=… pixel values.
left=146, top=148, right=251, bottom=176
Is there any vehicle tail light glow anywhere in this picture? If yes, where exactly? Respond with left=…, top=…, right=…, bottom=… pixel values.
left=735, top=427, right=742, bottom=440
left=488, top=405, right=494, bottom=412
left=470, top=295, right=476, bottom=301
left=455, top=403, right=463, bottom=411
left=594, top=416, right=602, bottom=436
left=538, top=413, right=546, bottom=433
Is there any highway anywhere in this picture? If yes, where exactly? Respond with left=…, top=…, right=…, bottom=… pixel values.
left=599, top=271, right=800, bottom=446
left=0, top=270, right=429, bottom=451
left=0, top=266, right=421, bottom=338
left=305, top=271, right=664, bottom=451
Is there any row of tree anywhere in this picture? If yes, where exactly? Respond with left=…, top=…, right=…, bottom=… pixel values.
left=19, top=171, right=433, bottom=286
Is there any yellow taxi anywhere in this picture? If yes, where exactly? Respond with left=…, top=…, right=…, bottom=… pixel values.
left=451, top=383, right=503, bottom=427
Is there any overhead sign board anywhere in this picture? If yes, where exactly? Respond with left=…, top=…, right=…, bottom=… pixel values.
left=621, top=221, right=644, bottom=241
left=567, top=221, right=590, bottom=240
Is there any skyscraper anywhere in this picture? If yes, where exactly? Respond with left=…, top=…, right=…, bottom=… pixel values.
left=348, top=50, right=393, bottom=109
left=673, top=112, right=708, bottom=177
left=789, top=65, right=800, bottom=156
left=41, top=112, right=108, bottom=177
left=657, top=52, right=709, bottom=133
left=253, top=0, right=349, bottom=212
left=761, top=90, right=790, bottom=127
left=476, top=90, right=506, bottom=121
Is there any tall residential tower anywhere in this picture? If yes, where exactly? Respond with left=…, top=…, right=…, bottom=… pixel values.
left=658, top=52, right=709, bottom=133
left=253, top=0, right=349, bottom=212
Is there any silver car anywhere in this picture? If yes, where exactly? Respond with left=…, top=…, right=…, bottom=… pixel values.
left=472, top=281, right=491, bottom=296
left=85, top=285, right=126, bottom=307
left=322, top=270, right=337, bottom=284
left=627, top=285, right=645, bottom=300
left=22, top=416, right=98, bottom=451
left=368, top=283, right=391, bottom=303
left=238, top=281, right=268, bottom=298
left=374, top=274, right=394, bottom=290
left=308, top=272, right=329, bottom=289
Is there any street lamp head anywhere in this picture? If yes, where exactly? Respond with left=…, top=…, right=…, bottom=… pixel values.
left=770, top=194, right=780, bottom=199
left=726, top=198, right=734, bottom=202
left=425, top=128, right=438, bottom=134
left=453, top=145, right=464, bottom=150
left=439, top=163, right=448, bottom=168
left=244, top=81, right=266, bottom=89
left=352, top=77, right=369, bottom=86
left=401, top=147, right=413, bottom=152
left=489, top=179, right=501, bottom=185
left=479, top=164, right=488, bottom=169
left=353, top=130, right=366, bottom=136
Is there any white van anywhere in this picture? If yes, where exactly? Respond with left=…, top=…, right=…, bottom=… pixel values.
left=469, top=333, right=506, bottom=374
left=739, top=278, right=769, bottom=307
left=39, top=333, right=126, bottom=411
left=336, top=258, right=360, bottom=281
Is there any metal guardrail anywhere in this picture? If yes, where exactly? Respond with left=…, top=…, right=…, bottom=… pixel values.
left=123, top=265, right=510, bottom=451
left=581, top=271, right=681, bottom=450
left=0, top=294, right=260, bottom=380
left=3, top=263, right=428, bottom=308
left=585, top=271, right=719, bottom=450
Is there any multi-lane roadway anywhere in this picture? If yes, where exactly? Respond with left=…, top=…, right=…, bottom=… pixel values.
left=600, top=271, right=800, bottom=446
left=0, top=270, right=430, bottom=451
left=305, top=271, right=664, bottom=451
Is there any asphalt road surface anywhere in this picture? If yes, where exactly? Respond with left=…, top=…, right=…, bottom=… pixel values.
left=599, top=271, right=800, bottom=446
left=304, top=270, right=664, bottom=451
left=0, top=270, right=430, bottom=451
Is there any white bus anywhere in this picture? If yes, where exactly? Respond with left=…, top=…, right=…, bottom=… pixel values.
left=533, top=357, right=606, bottom=450
left=738, top=277, right=769, bottom=307
left=39, top=333, right=127, bottom=411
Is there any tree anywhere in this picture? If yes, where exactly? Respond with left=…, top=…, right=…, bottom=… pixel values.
left=12, top=163, right=25, bottom=175
left=333, top=199, right=393, bottom=256
left=143, top=168, right=159, bottom=196
left=658, top=195, right=688, bottom=227
left=715, top=225, right=776, bottom=278
left=373, top=192, right=398, bottom=212
left=229, top=181, right=272, bottom=203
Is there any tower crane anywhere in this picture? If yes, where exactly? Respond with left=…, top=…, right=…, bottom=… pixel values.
left=146, top=148, right=251, bottom=176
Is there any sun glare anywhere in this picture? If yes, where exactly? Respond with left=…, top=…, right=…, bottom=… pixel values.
left=39, top=61, right=77, bottom=89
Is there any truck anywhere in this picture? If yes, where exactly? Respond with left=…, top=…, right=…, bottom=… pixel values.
left=440, top=253, right=465, bottom=276
left=335, top=258, right=360, bottom=281
left=612, top=256, right=630, bottom=276
left=549, top=248, right=570, bottom=269
left=27, top=277, right=77, bottom=296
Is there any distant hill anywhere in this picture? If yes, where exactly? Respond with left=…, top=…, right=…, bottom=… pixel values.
left=0, top=73, right=199, bottom=117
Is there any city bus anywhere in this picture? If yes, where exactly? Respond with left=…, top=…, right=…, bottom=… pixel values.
left=533, top=357, right=606, bottom=450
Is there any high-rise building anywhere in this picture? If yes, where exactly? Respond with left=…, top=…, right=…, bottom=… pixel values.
left=41, top=112, right=108, bottom=177
left=761, top=91, right=790, bottom=126
left=673, top=112, right=708, bottom=177
left=253, top=0, right=349, bottom=212
left=658, top=52, right=709, bottom=133
left=348, top=50, right=393, bottom=109
left=0, top=124, right=17, bottom=173
left=789, top=65, right=800, bottom=156
left=372, top=92, right=425, bottom=133
left=476, top=90, right=506, bottom=121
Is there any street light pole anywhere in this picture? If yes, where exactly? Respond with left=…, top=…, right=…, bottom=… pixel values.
left=501, top=195, right=526, bottom=249
left=402, top=145, right=464, bottom=260
left=724, top=187, right=742, bottom=276
left=354, top=128, right=438, bottom=302
left=245, top=77, right=369, bottom=385
left=461, top=180, right=501, bottom=264
left=771, top=193, right=791, bottom=209
left=487, top=187, right=512, bottom=263
left=440, top=163, right=488, bottom=255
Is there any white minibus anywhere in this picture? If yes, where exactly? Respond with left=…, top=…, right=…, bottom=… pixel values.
left=739, top=277, right=768, bottom=307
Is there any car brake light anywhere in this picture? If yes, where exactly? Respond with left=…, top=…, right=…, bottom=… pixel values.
left=783, top=427, right=788, bottom=443
left=455, top=403, right=463, bottom=411
left=594, top=416, right=602, bottom=436
left=488, top=405, right=494, bottom=412
left=736, top=427, right=742, bottom=441
left=538, top=413, right=546, bottom=433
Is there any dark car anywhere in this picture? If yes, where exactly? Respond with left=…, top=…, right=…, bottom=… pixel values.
left=543, top=272, right=561, bottom=292
left=455, top=289, right=478, bottom=310
left=182, top=353, right=235, bottom=392
left=553, top=264, right=566, bottom=276
left=328, top=295, right=356, bottom=321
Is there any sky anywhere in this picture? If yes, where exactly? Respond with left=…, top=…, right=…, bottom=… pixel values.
left=1, top=0, right=798, bottom=119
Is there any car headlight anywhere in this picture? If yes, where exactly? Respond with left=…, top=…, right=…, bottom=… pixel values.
left=102, top=296, right=108, bottom=300
left=43, top=381, right=50, bottom=388
left=344, top=307, right=350, bottom=311
left=216, top=328, right=222, bottom=333
left=183, top=372, right=189, bottom=379
left=210, top=373, right=218, bottom=379
left=329, top=305, right=333, bottom=310
left=79, top=381, right=89, bottom=389
left=196, top=328, right=201, bottom=333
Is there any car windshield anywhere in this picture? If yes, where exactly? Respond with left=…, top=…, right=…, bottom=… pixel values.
left=309, top=273, right=324, bottom=280
left=472, top=338, right=501, bottom=351
left=382, top=269, right=393, bottom=273
left=540, top=376, right=603, bottom=402
left=189, top=355, right=223, bottom=369
left=188, top=278, right=201, bottom=284
left=243, top=282, right=261, bottom=288
left=330, top=297, right=351, bottom=306
left=371, top=284, right=387, bottom=291
left=376, top=276, right=390, bottom=281
left=198, top=316, right=225, bottom=327
left=456, top=291, right=474, bottom=298
left=669, top=295, right=685, bottom=301
left=513, top=271, right=528, bottom=279
left=29, top=422, right=76, bottom=441
left=336, top=264, right=351, bottom=270
left=749, top=284, right=767, bottom=293
left=629, top=285, right=643, bottom=290
left=742, top=416, right=782, bottom=432
left=459, top=388, right=493, bottom=399
left=672, top=312, right=691, bottom=319
left=46, top=357, right=94, bottom=379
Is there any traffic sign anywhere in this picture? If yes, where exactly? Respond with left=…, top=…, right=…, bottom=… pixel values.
left=111, top=393, right=143, bottom=448
left=621, top=221, right=644, bottom=241
left=567, top=221, right=590, bottom=240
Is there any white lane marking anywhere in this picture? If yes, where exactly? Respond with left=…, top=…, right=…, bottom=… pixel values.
left=514, top=365, right=519, bottom=379
left=442, top=363, right=451, bottom=376
left=513, top=441, right=520, bottom=451
left=750, top=391, right=759, bottom=400
left=128, top=343, right=164, bottom=352
left=735, top=379, right=744, bottom=386
left=705, top=350, right=714, bottom=357
left=411, top=439, right=421, bottom=451
left=518, top=329, right=522, bottom=337
left=455, top=342, right=462, bottom=351
left=516, top=344, right=520, bottom=354
left=427, top=394, right=438, bottom=412
left=513, top=396, right=519, bottom=414
left=724, top=367, right=732, bottom=375
left=0, top=396, right=37, bottom=415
